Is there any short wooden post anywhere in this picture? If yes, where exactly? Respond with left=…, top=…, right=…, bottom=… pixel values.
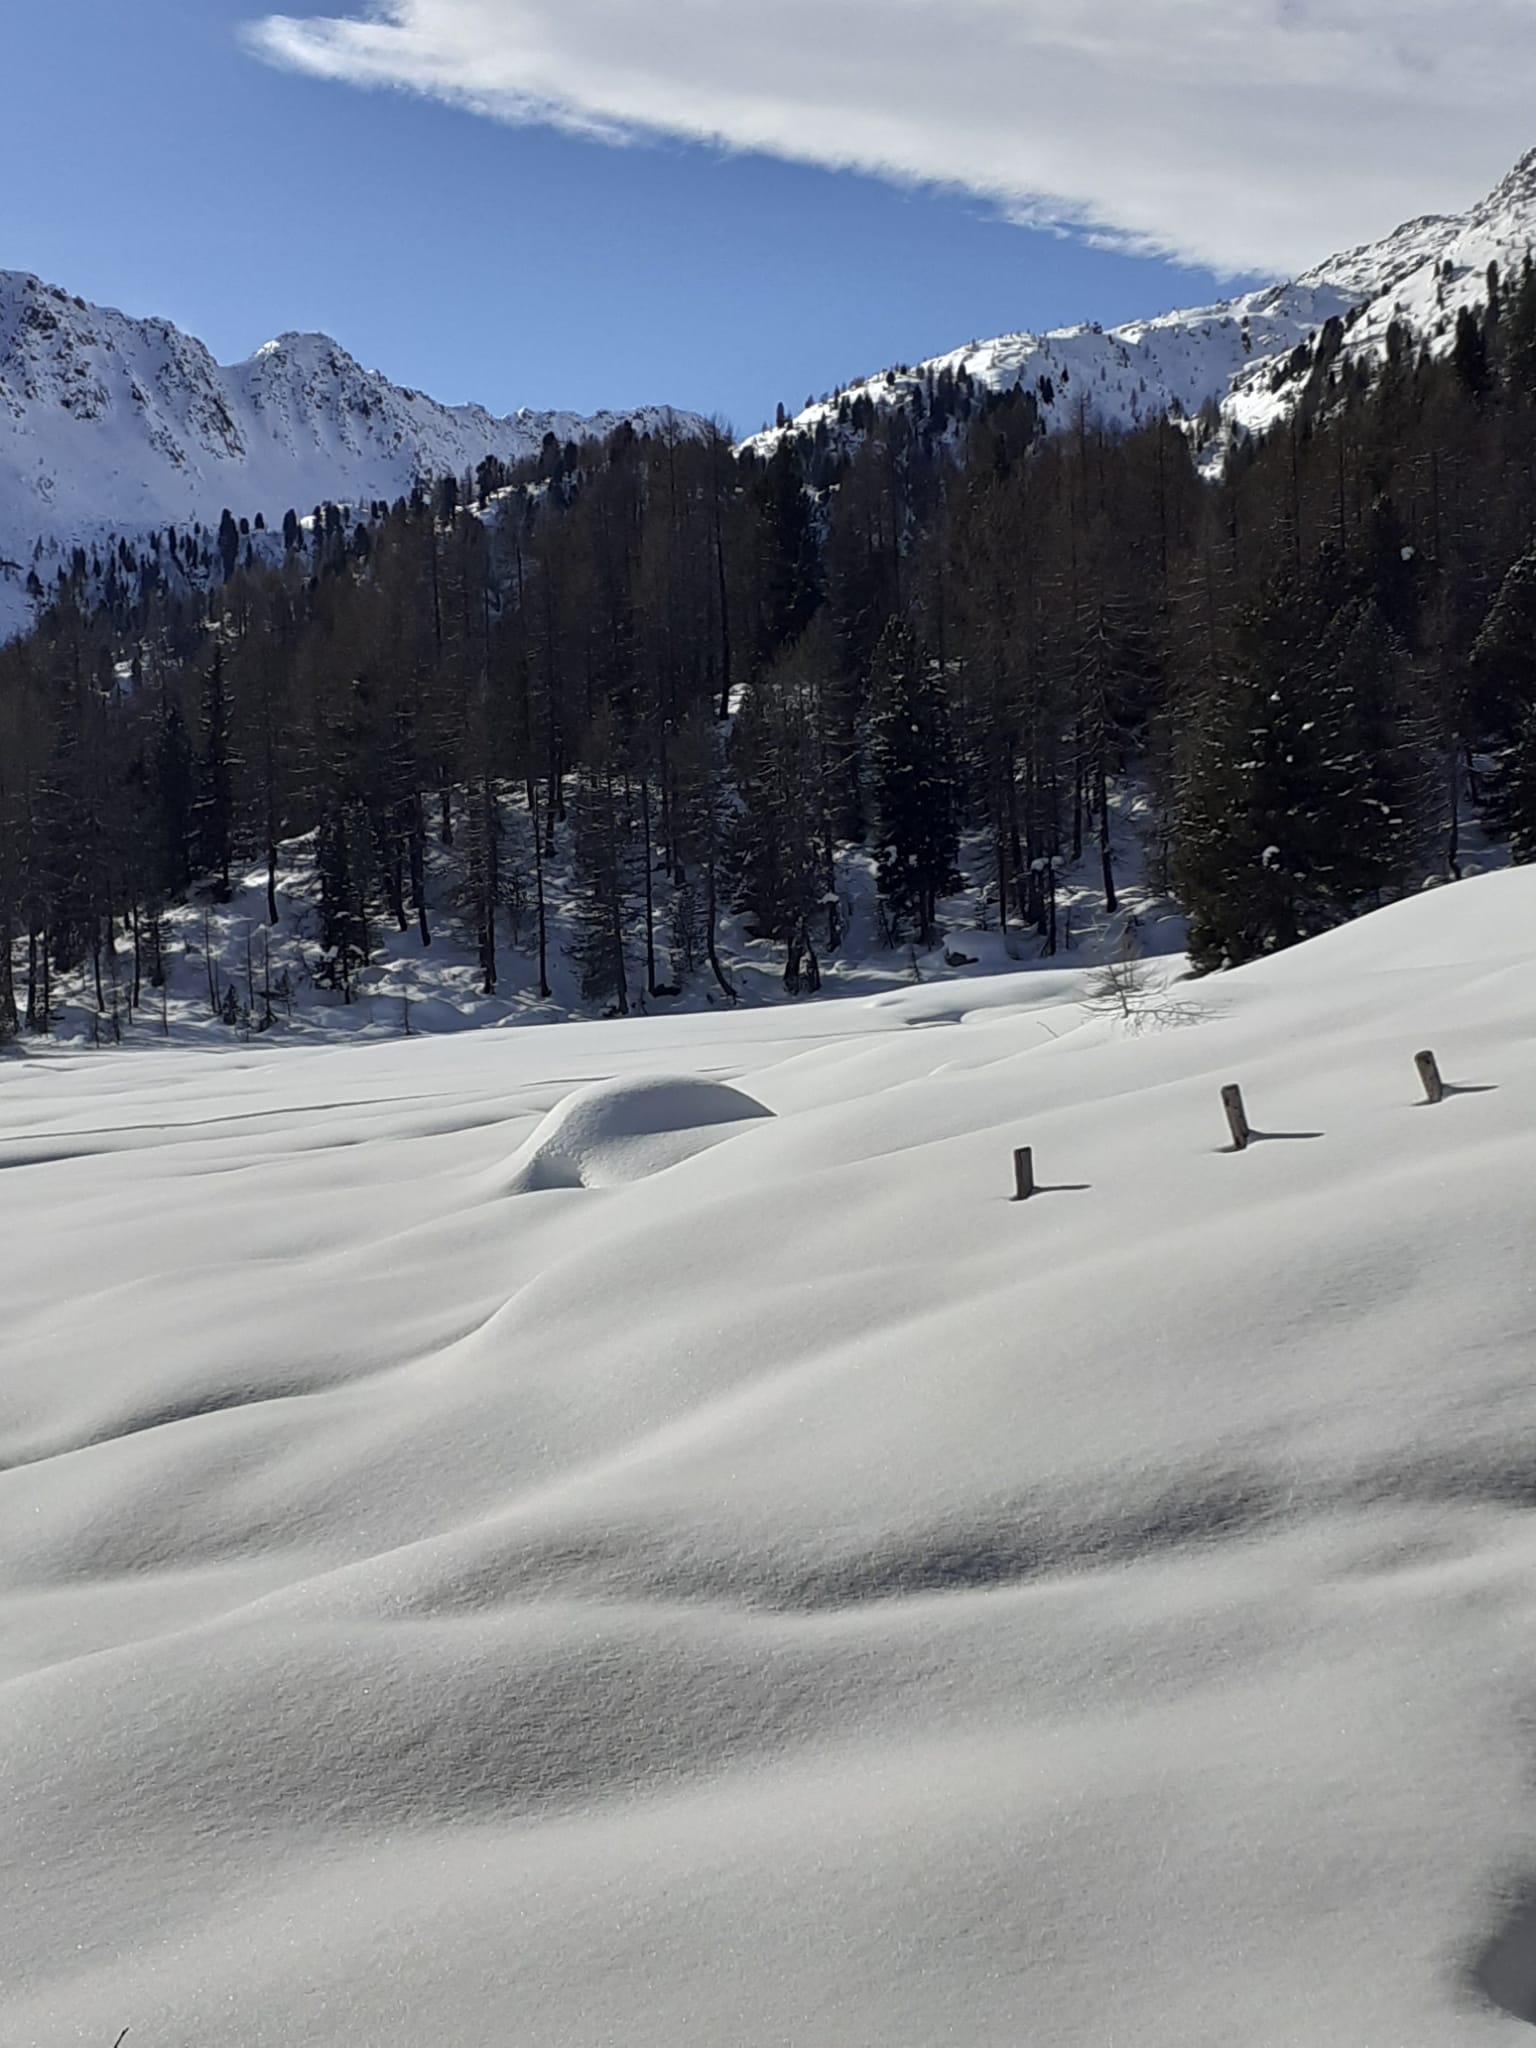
left=1416, top=1049, right=1445, bottom=1104
left=1012, top=1146, right=1035, bottom=1202
left=1222, top=1084, right=1251, bottom=1152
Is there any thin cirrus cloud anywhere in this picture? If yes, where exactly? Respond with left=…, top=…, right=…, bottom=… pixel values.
left=246, top=0, right=1536, bottom=277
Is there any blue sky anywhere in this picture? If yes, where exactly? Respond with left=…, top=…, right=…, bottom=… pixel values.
left=4, top=0, right=1531, bottom=434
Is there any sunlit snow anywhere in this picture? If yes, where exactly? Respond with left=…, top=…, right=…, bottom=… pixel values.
left=5, top=869, right=1536, bottom=2042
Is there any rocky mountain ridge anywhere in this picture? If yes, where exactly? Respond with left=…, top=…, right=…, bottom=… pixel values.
left=0, top=269, right=701, bottom=634
left=745, top=147, right=1536, bottom=465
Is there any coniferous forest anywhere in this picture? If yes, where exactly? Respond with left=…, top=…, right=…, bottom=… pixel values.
left=7, top=267, right=1536, bottom=1041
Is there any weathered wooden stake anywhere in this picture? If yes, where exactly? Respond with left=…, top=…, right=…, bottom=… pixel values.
left=1012, top=1146, right=1035, bottom=1202
left=1416, top=1049, right=1445, bottom=1104
left=1222, top=1084, right=1251, bottom=1152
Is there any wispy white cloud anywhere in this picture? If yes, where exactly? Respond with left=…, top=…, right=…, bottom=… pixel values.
left=245, top=0, right=1536, bottom=276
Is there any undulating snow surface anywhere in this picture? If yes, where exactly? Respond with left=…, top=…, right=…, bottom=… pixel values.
left=5, top=870, right=1536, bottom=2043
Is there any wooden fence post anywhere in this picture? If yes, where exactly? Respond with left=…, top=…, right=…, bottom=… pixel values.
left=1416, top=1050, right=1445, bottom=1104
left=1222, top=1084, right=1251, bottom=1151
left=1012, top=1147, right=1035, bottom=1202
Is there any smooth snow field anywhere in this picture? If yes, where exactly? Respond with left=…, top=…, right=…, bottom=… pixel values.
left=6, top=871, right=1536, bottom=2046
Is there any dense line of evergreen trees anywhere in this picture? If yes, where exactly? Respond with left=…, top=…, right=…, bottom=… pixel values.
left=7, top=264, right=1536, bottom=1041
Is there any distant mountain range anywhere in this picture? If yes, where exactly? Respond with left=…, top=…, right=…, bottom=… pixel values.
left=7, top=145, right=1536, bottom=642
left=0, top=269, right=702, bottom=634
left=745, top=147, right=1536, bottom=464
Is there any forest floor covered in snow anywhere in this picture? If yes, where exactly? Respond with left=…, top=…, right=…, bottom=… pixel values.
left=22, top=784, right=1192, bottom=1049
left=5, top=867, right=1536, bottom=2044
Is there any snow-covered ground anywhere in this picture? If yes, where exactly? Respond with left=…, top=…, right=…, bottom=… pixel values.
left=5, top=866, right=1536, bottom=2044
left=28, top=782, right=1188, bottom=1046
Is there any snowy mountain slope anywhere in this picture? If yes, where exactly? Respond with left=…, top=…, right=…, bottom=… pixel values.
left=1227, top=147, right=1536, bottom=440
left=742, top=275, right=1357, bottom=455
left=0, top=268, right=702, bottom=635
left=745, top=147, right=1536, bottom=465
left=4, top=868, right=1536, bottom=2043
left=6, top=150, right=1533, bottom=644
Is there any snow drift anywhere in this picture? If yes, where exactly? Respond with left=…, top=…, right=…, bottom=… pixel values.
left=3, top=871, right=1536, bottom=2043
left=503, top=1072, right=773, bottom=1191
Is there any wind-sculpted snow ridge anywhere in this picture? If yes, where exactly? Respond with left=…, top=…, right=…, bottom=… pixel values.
left=503, top=1072, right=774, bottom=1191
left=744, top=145, right=1536, bottom=470
left=5, top=870, right=1536, bottom=2043
left=0, top=268, right=704, bottom=636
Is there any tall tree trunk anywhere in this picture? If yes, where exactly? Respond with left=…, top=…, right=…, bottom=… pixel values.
left=715, top=527, right=733, bottom=723
left=640, top=775, right=658, bottom=998
left=606, top=773, right=629, bottom=1017
left=386, top=827, right=408, bottom=934
left=1097, top=759, right=1118, bottom=914
left=410, top=796, right=431, bottom=948
left=478, top=777, right=498, bottom=997
left=0, top=910, right=16, bottom=1036
left=1071, top=719, right=1085, bottom=863
left=705, top=855, right=735, bottom=1001
left=1005, top=756, right=1028, bottom=934
left=530, top=781, right=551, bottom=1000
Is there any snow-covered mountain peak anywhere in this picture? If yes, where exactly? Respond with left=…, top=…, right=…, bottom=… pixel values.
left=746, top=145, right=1536, bottom=473
left=1300, top=212, right=1458, bottom=301
left=253, top=330, right=342, bottom=356
left=0, top=270, right=704, bottom=635
left=1482, top=143, right=1536, bottom=213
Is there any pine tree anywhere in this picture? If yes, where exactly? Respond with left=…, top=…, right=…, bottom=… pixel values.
left=1453, top=305, right=1493, bottom=403
left=314, top=800, right=375, bottom=999
left=1175, top=569, right=1344, bottom=968
left=1500, top=254, right=1536, bottom=401
left=1485, top=704, right=1536, bottom=862
left=865, top=618, right=957, bottom=945
left=217, top=509, right=241, bottom=583
left=194, top=646, right=234, bottom=899
left=1318, top=597, right=1431, bottom=903
left=568, top=762, right=630, bottom=1013
left=752, top=440, right=822, bottom=665
left=1471, top=544, right=1536, bottom=733
left=732, top=669, right=827, bottom=990
left=150, top=683, right=195, bottom=903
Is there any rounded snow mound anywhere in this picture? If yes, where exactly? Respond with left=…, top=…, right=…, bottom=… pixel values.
left=505, top=1074, right=773, bottom=1193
